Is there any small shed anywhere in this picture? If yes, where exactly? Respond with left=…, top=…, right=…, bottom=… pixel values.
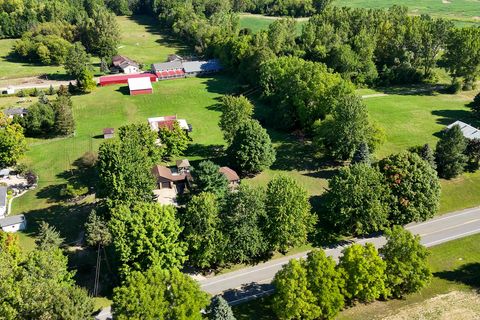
left=103, top=128, right=114, bottom=139
left=128, top=77, right=153, bottom=95
left=0, top=215, right=27, bottom=233
left=0, top=186, right=7, bottom=219
left=1, top=87, right=15, bottom=95
left=176, top=159, right=191, bottom=173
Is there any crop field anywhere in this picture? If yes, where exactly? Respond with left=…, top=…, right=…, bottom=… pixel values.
left=239, top=14, right=307, bottom=33
left=234, top=232, right=480, bottom=319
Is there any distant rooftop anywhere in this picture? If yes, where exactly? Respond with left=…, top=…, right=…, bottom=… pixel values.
left=447, top=121, right=480, bottom=140
left=0, top=214, right=25, bottom=228
left=182, top=59, right=222, bottom=73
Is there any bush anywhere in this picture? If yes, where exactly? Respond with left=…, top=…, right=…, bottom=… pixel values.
left=80, top=151, right=98, bottom=168
left=446, top=79, right=462, bottom=94
left=60, top=184, right=88, bottom=199
left=16, top=90, right=26, bottom=98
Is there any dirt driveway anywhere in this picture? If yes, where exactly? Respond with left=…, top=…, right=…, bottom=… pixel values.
left=153, top=188, right=177, bottom=206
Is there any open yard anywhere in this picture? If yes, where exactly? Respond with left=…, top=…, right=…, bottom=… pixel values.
left=239, top=13, right=307, bottom=33
left=233, top=232, right=480, bottom=319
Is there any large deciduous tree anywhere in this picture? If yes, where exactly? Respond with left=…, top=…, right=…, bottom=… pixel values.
left=325, top=163, right=390, bottom=235
left=227, top=119, right=275, bottom=175
left=82, top=8, right=120, bottom=59
left=64, top=42, right=91, bottom=80
left=158, top=121, right=190, bottom=159
left=380, top=226, right=431, bottom=298
left=379, top=151, right=441, bottom=225
left=338, top=243, right=388, bottom=303
left=112, top=267, right=209, bottom=320
left=0, top=113, right=27, bottom=168
left=109, top=202, right=186, bottom=277
left=435, top=124, right=468, bottom=179
left=219, top=95, right=254, bottom=143
left=181, top=192, right=225, bottom=268
left=265, top=175, right=316, bottom=253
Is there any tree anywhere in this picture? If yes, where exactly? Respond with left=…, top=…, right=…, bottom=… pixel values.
left=272, top=259, right=320, bottom=320
left=82, top=8, right=120, bottom=59
left=222, top=185, right=268, bottom=263
left=314, top=95, right=385, bottom=160
left=52, top=94, right=75, bottom=135
left=325, top=163, right=390, bottom=235
left=265, top=175, right=316, bottom=252
left=97, top=123, right=158, bottom=202
left=35, top=222, right=64, bottom=251
left=112, top=267, right=210, bottom=320
left=109, top=202, right=186, bottom=277
left=77, top=68, right=96, bottom=93
left=158, top=121, right=190, bottom=159
left=227, top=119, right=276, bottom=175
left=191, top=161, right=229, bottom=197
left=470, top=92, right=480, bottom=117
left=351, top=142, right=370, bottom=165
left=219, top=95, right=254, bottom=143
left=209, top=296, right=236, bottom=320
left=380, top=226, right=431, bottom=298
left=64, top=42, right=91, bottom=79
left=182, top=192, right=224, bottom=268
left=0, top=113, right=27, bottom=167
left=379, top=151, right=441, bottom=225
left=22, top=102, right=55, bottom=136
left=466, top=138, right=480, bottom=170
left=338, top=243, right=388, bottom=303
left=304, top=250, right=344, bottom=319
left=435, top=124, right=468, bottom=178
left=410, top=143, right=436, bottom=169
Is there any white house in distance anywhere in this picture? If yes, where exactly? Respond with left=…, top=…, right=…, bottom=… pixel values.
left=447, top=121, right=480, bottom=140
left=0, top=186, right=7, bottom=219
left=112, top=55, right=140, bottom=74
left=127, top=77, right=153, bottom=95
left=148, top=115, right=191, bottom=132
left=0, top=214, right=27, bottom=233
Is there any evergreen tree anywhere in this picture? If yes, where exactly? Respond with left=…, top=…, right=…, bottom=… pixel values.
left=35, top=222, right=64, bottom=251
left=209, top=296, right=236, bottom=320
left=465, top=138, right=480, bottom=170
left=435, top=124, right=468, bottom=178
left=351, top=142, right=370, bottom=165
left=191, top=160, right=229, bottom=197
left=52, top=95, right=75, bottom=136
left=470, top=92, right=480, bottom=117
left=419, top=143, right=436, bottom=169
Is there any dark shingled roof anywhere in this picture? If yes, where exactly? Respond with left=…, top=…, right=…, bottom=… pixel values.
left=219, top=167, right=240, bottom=182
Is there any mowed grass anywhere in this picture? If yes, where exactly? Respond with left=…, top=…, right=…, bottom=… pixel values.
left=239, top=14, right=307, bottom=33
left=233, top=233, right=480, bottom=320
left=336, top=0, right=480, bottom=26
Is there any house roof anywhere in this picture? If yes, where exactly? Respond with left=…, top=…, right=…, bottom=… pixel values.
left=151, top=61, right=183, bottom=72
left=0, top=214, right=25, bottom=228
left=4, top=108, right=27, bottom=116
left=0, top=169, right=10, bottom=176
left=128, top=77, right=152, bottom=91
left=112, top=55, right=138, bottom=68
left=168, top=54, right=183, bottom=62
left=148, top=116, right=189, bottom=131
left=103, top=128, right=114, bottom=135
left=0, top=186, right=6, bottom=207
left=219, top=167, right=240, bottom=182
left=182, top=59, right=222, bottom=73
left=447, top=121, right=480, bottom=140
left=151, top=165, right=187, bottom=182
left=176, top=159, right=190, bottom=168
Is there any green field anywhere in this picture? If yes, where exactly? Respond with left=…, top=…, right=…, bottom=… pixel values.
left=234, top=232, right=480, bottom=319
left=239, top=14, right=307, bottom=33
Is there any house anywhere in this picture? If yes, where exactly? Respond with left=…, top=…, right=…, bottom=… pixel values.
left=103, top=128, right=114, bottom=139
left=99, top=73, right=157, bottom=86
left=446, top=121, right=480, bottom=140
left=182, top=59, right=222, bottom=77
left=219, top=166, right=240, bottom=188
left=151, top=164, right=190, bottom=192
left=0, top=214, right=26, bottom=233
left=176, top=159, right=191, bottom=174
left=151, top=61, right=185, bottom=80
left=128, top=77, right=153, bottom=95
left=112, top=55, right=140, bottom=74
left=1, top=87, right=15, bottom=95
left=148, top=116, right=191, bottom=132
left=3, top=108, right=28, bottom=119
left=0, top=186, right=7, bottom=219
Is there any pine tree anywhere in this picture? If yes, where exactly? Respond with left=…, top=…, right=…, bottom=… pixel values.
left=209, top=296, right=236, bottom=320
left=52, top=95, right=75, bottom=136
left=36, top=222, right=64, bottom=250
left=435, top=125, right=467, bottom=179
left=419, top=144, right=436, bottom=169
left=352, top=142, right=370, bottom=165
left=471, top=92, right=480, bottom=117
left=48, top=85, right=55, bottom=95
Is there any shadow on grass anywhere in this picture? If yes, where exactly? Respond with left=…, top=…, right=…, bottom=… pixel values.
left=432, top=109, right=479, bottom=127
left=115, top=86, right=130, bottom=96
left=372, top=84, right=446, bottom=96
left=185, top=143, right=225, bottom=160
left=434, top=262, right=480, bottom=290
left=232, top=294, right=275, bottom=320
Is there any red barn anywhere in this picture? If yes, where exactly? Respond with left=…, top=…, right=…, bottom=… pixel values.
left=128, top=77, right=153, bottom=95
left=99, top=73, right=157, bottom=86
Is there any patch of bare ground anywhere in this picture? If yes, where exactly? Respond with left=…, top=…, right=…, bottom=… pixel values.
left=383, top=291, right=480, bottom=320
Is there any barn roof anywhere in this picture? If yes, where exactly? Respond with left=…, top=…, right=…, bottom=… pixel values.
left=182, top=59, right=222, bottom=73
left=152, top=61, right=183, bottom=72
left=128, top=77, right=152, bottom=91
left=447, top=121, right=480, bottom=140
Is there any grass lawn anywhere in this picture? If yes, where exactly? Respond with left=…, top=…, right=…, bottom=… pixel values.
left=233, top=233, right=480, bottom=319
left=239, top=14, right=307, bottom=34
left=335, top=0, right=480, bottom=26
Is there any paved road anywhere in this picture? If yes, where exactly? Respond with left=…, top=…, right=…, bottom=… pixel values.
left=199, top=206, right=480, bottom=305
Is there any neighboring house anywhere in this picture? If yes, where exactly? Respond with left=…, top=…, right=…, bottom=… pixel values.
left=151, top=164, right=190, bottom=193
left=112, top=55, right=140, bottom=74
left=0, top=186, right=7, bottom=219
left=151, top=61, right=185, bottom=80
left=148, top=115, right=191, bottom=133
left=219, top=166, right=240, bottom=188
left=0, top=214, right=27, bottom=233
left=3, top=108, right=28, bottom=119
left=128, top=77, right=153, bottom=95
left=176, top=159, right=191, bottom=174
left=103, top=128, right=114, bottom=139
left=447, top=121, right=480, bottom=140
left=182, top=59, right=222, bottom=77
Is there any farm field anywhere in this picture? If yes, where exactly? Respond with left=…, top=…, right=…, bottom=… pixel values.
left=233, top=232, right=480, bottom=319
left=239, top=13, right=307, bottom=33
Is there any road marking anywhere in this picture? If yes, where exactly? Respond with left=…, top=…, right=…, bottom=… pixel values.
left=407, top=207, right=480, bottom=230
left=417, top=218, right=480, bottom=237
left=423, top=228, right=480, bottom=247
